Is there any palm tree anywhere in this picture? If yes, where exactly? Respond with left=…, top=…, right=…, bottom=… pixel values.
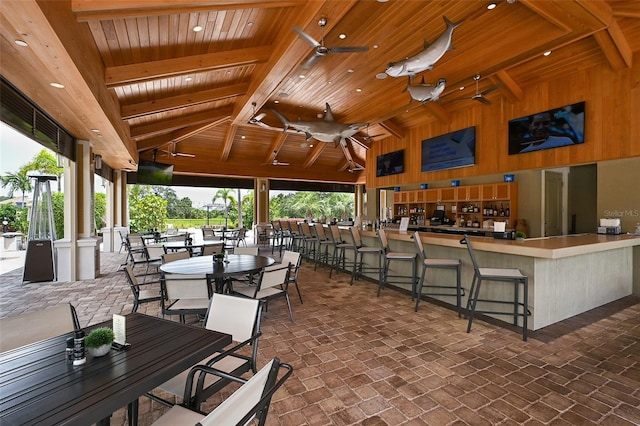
left=23, top=149, right=63, bottom=191
left=0, top=170, right=32, bottom=205
left=213, top=188, right=236, bottom=228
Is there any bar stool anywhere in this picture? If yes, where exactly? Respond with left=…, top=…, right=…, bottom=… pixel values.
left=377, top=229, right=418, bottom=297
left=414, top=231, right=463, bottom=314
left=460, top=235, right=529, bottom=341
left=349, top=227, right=384, bottom=285
left=313, top=223, right=332, bottom=270
left=327, top=225, right=357, bottom=278
left=299, top=222, right=317, bottom=262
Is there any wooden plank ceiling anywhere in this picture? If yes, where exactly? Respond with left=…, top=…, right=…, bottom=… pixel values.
left=1, top=0, right=639, bottom=184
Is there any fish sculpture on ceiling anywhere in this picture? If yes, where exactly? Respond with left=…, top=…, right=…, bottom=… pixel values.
left=406, top=77, right=447, bottom=103
left=379, top=16, right=463, bottom=79
left=270, top=103, right=368, bottom=147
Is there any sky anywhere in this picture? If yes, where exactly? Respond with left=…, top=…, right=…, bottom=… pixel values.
left=0, top=122, right=253, bottom=206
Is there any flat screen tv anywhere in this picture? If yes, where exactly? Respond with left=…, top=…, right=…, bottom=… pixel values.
left=136, top=159, right=173, bottom=185
left=508, top=101, right=585, bottom=155
left=376, top=149, right=404, bottom=177
left=421, top=126, right=476, bottom=172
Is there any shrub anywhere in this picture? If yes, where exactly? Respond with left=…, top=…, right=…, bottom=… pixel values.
left=85, top=327, right=115, bottom=348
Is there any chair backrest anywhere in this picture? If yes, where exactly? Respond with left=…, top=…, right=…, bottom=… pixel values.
left=199, top=357, right=292, bottom=426
left=0, top=304, right=79, bottom=352
left=128, top=233, right=145, bottom=247
left=460, top=235, right=481, bottom=275
left=300, top=222, right=313, bottom=238
left=234, top=247, right=259, bottom=256
left=162, top=273, right=211, bottom=300
left=413, top=231, right=426, bottom=261
left=205, top=294, right=261, bottom=343
left=146, top=245, right=165, bottom=261
left=281, top=250, right=301, bottom=271
left=378, top=229, right=390, bottom=252
left=258, top=265, right=290, bottom=291
left=165, top=234, right=186, bottom=242
left=271, top=220, right=281, bottom=232
left=202, top=228, right=217, bottom=241
left=350, top=226, right=362, bottom=246
left=162, top=251, right=191, bottom=264
left=166, top=227, right=178, bottom=235
left=201, top=243, right=224, bottom=256
left=313, top=223, right=327, bottom=240
left=329, top=225, right=342, bottom=243
left=124, top=264, right=140, bottom=290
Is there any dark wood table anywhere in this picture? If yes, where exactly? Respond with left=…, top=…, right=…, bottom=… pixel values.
left=160, top=254, right=275, bottom=292
left=0, top=313, right=231, bottom=426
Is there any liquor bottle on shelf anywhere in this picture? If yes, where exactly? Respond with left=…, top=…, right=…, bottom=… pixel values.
left=500, top=203, right=505, bottom=217
left=483, top=206, right=487, bottom=216
left=506, top=204, right=510, bottom=216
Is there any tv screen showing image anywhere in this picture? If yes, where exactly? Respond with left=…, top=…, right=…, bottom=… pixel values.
left=136, top=159, right=174, bottom=185
left=421, top=126, right=476, bottom=172
left=508, top=101, right=585, bottom=155
left=376, top=149, right=404, bottom=177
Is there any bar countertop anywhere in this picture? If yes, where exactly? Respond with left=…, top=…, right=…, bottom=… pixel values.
left=370, top=230, right=640, bottom=260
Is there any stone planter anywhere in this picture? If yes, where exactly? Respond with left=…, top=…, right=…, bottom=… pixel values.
left=88, top=344, right=111, bottom=357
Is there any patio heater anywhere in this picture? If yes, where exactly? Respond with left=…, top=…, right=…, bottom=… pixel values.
left=23, top=175, right=57, bottom=283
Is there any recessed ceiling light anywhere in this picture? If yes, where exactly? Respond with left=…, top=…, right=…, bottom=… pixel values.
left=339, top=34, right=346, bottom=39
left=487, top=3, right=497, bottom=10
left=373, top=44, right=379, bottom=49
left=347, top=69, right=354, bottom=73
left=356, top=88, right=362, bottom=92
left=309, top=144, right=314, bottom=147
left=184, top=77, right=192, bottom=81
left=299, top=74, right=305, bottom=79
left=543, top=50, right=552, bottom=56
left=192, top=25, right=203, bottom=32
left=459, top=86, right=465, bottom=91
left=376, top=72, right=387, bottom=79
left=247, top=21, right=253, bottom=26
left=274, top=100, right=280, bottom=104
left=328, top=80, right=333, bottom=84
left=241, top=135, right=246, bottom=139
left=278, top=92, right=289, bottom=98
left=91, top=129, right=101, bottom=133
left=377, top=0, right=389, bottom=2
left=14, top=39, right=28, bottom=47
left=50, top=82, right=65, bottom=89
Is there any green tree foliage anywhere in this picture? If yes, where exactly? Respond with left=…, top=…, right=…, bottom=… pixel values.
left=0, top=204, right=20, bottom=232
left=128, top=188, right=167, bottom=233
left=52, top=192, right=64, bottom=238
left=213, top=188, right=236, bottom=228
left=0, top=170, right=32, bottom=203
left=94, top=192, right=107, bottom=230
left=269, top=192, right=353, bottom=221
left=241, top=191, right=254, bottom=228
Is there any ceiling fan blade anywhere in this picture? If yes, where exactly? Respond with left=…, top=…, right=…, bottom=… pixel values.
left=292, top=26, right=320, bottom=48
left=475, top=96, right=491, bottom=105
left=481, top=85, right=499, bottom=96
left=249, top=112, right=271, bottom=128
left=328, top=46, right=369, bottom=54
left=173, top=152, right=196, bottom=158
left=301, top=53, right=322, bottom=69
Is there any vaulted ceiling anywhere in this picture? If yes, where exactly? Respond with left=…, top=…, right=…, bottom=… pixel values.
left=1, top=0, right=639, bottom=185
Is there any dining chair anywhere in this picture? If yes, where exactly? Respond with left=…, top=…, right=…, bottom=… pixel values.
left=162, top=250, right=191, bottom=264
left=123, top=264, right=163, bottom=313
left=150, top=357, right=293, bottom=426
left=327, top=224, right=357, bottom=278
left=202, top=228, right=218, bottom=241
left=160, top=272, right=212, bottom=323
left=234, top=246, right=259, bottom=256
left=460, top=235, right=530, bottom=341
left=150, top=294, right=263, bottom=411
left=232, top=264, right=294, bottom=322
left=200, top=242, right=224, bottom=256
left=0, top=303, right=80, bottom=352
left=143, top=244, right=166, bottom=280
left=264, top=250, right=303, bottom=303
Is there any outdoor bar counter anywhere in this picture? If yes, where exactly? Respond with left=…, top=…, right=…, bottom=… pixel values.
left=345, top=228, right=640, bottom=331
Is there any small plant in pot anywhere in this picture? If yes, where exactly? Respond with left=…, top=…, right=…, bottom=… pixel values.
left=86, top=327, right=115, bottom=357
left=514, top=231, right=527, bottom=241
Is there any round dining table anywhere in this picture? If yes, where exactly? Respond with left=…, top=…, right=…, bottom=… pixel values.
left=160, top=254, right=275, bottom=293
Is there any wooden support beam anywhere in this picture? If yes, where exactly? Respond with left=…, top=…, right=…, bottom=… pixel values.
left=378, top=120, right=405, bottom=140
left=494, top=70, right=523, bottom=103
left=425, top=102, right=451, bottom=124
left=105, top=47, right=271, bottom=88
left=130, top=106, right=233, bottom=139
left=303, top=143, right=327, bottom=168
left=593, top=22, right=633, bottom=69
left=221, top=124, right=238, bottom=162
left=265, top=132, right=289, bottom=165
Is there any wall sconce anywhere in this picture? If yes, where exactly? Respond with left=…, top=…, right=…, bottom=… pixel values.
left=57, top=153, right=64, bottom=168
left=94, top=154, right=103, bottom=170
left=260, top=182, right=266, bottom=192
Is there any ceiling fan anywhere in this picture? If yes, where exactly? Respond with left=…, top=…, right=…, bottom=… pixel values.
left=161, top=141, right=195, bottom=158
left=293, top=17, right=368, bottom=70
left=270, top=151, right=289, bottom=166
left=449, top=74, right=499, bottom=105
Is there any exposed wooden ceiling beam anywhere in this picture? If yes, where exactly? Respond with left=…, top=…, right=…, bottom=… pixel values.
left=220, top=124, right=238, bottom=161
left=303, top=143, right=327, bottom=168
left=611, top=1, right=640, bottom=18
left=378, top=120, right=405, bottom=140
left=136, top=117, right=231, bottom=153
left=105, top=47, right=271, bottom=88
left=425, top=103, right=451, bottom=124
left=265, top=132, right=289, bottom=165
left=593, top=22, right=633, bottom=69
left=72, top=0, right=298, bottom=21
left=493, top=70, right=523, bottom=103
left=232, top=0, right=359, bottom=125
left=121, top=83, right=249, bottom=120
left=130, top=106, right=233, bottom=139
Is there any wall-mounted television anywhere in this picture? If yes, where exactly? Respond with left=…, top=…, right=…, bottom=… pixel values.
left=421, top=126, right=476, bottom=172
left=136, top=159, right=174, bottom=185
left=376, top=149, right=404, bottom=177
left=508, top=101, right=585, bottom=155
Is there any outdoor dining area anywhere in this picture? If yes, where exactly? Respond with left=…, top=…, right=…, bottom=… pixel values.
left=1, top=224, right=639, bottom=425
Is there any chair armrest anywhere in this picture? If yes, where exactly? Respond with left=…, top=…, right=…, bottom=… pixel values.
left=203, top=331, right=262, bottom=368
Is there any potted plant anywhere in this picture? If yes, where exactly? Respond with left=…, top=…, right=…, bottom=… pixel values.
left=514, top=231, right=527, bottom=241
left=86, top=327, right=115, bottom=357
